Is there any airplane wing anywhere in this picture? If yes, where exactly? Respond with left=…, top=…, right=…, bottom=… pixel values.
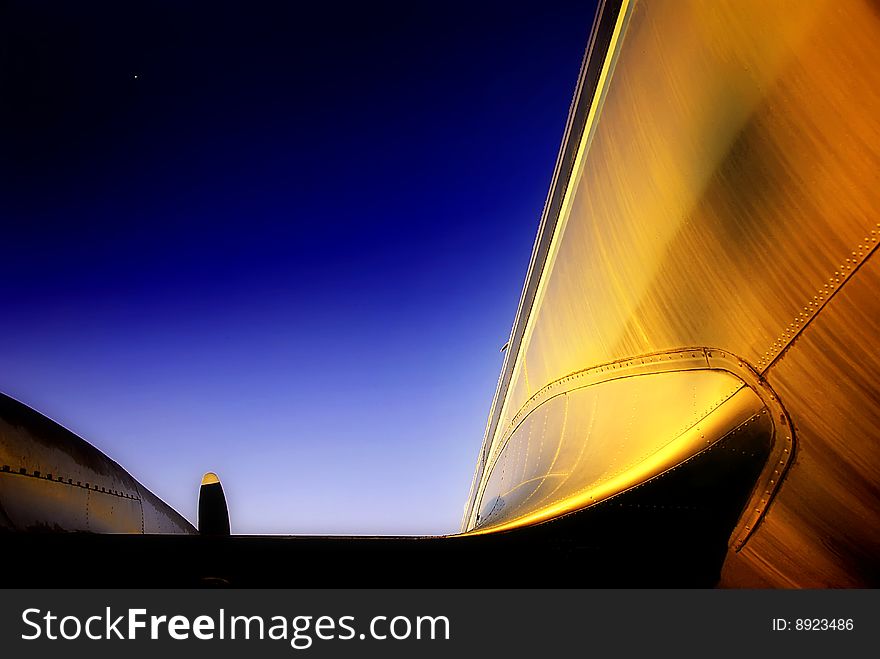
left=461, top=0, right=880, bottom=587
left=3, top=0, right=879, bottom=587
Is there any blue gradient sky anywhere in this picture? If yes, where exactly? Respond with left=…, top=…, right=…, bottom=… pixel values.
left=0, top=1, right=597, bottom=534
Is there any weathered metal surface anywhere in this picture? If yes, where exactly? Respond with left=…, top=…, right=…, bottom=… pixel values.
left=0, top=392, right=194, bottom=534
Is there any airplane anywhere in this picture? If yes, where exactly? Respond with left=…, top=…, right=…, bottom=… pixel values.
left=2, top=0, right=879, bottom=587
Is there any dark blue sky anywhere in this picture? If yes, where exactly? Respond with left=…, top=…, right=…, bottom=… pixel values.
left=1, top=0, right=597, bottom=534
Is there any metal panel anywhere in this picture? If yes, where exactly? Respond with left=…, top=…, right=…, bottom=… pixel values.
left=0, top=392, right=195, bottom=534
left=721, top=256, right=880, bottom=587
left=474, top=368, right=761, bottom=531
left=464, top=0, right=880, bottom=586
